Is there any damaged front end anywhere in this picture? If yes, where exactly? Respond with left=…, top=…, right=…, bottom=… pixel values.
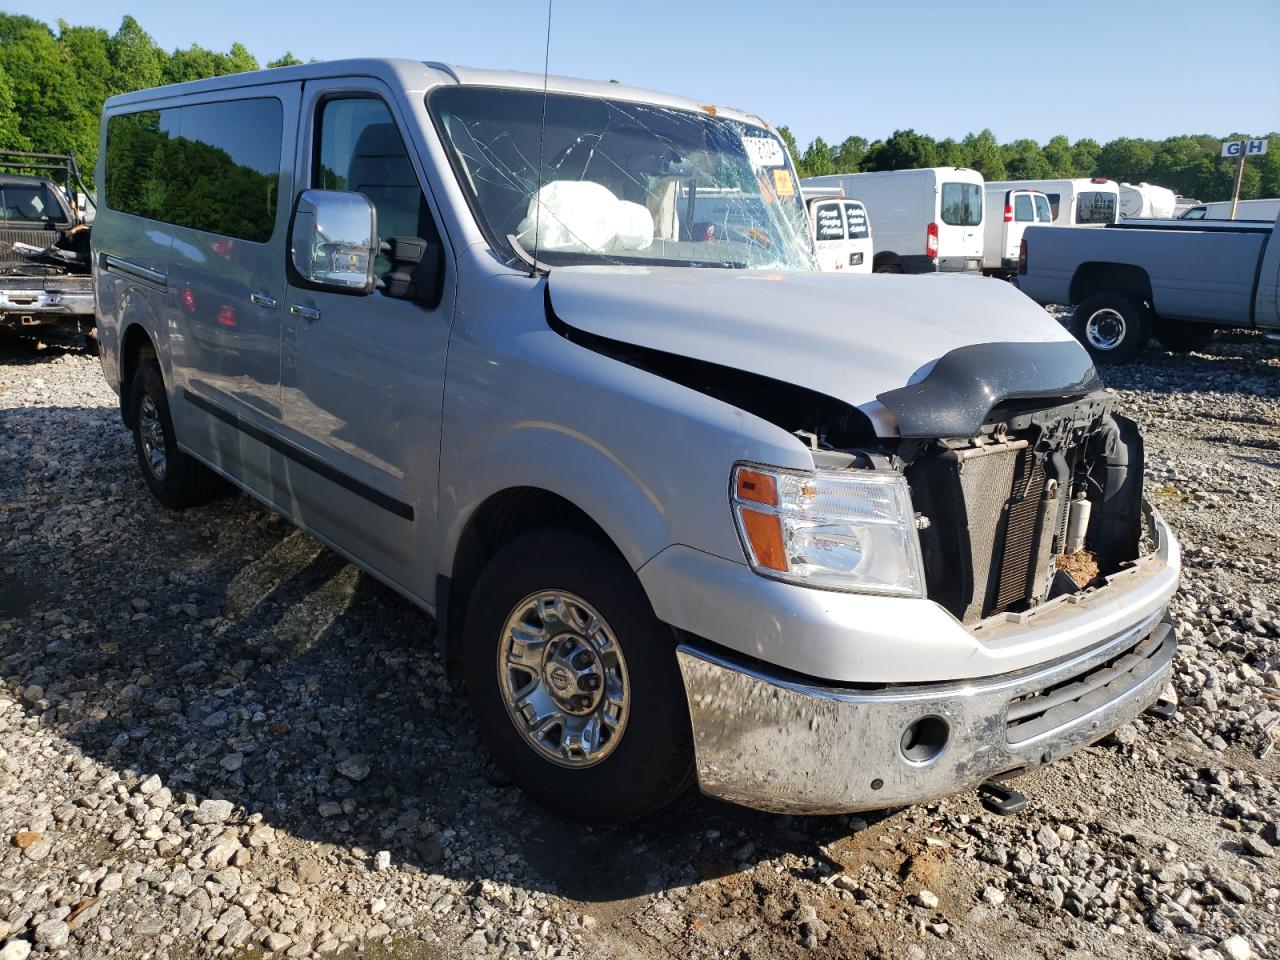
left=903, top=394, right=1147, bottom=627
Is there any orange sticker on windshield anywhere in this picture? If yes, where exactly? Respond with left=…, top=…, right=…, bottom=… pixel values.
left=772, top=168, right=795, bottom=197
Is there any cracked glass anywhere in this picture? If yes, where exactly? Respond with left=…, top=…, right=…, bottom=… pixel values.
left=428, top=86, right=816, bottom=271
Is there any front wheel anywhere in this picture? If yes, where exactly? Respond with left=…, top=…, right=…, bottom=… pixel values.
left=1070, top=293, right=1152, bottom=364
left=462, top=529, right=694, bottom=823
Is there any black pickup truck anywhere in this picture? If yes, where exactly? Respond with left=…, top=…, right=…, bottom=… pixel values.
left=0, top=152, right=95, bottom=340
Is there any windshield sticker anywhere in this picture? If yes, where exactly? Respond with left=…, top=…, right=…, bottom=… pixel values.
left=772, top=168, right=795, bottom=197
left=743, top=135, right=785, bottom=169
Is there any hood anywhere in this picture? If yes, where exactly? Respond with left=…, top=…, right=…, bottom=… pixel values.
left=546, top=267, right=1097, bottom=437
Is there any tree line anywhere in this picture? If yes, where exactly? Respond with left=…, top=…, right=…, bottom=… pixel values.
left=0, top=13, right=303, bottom=186
left=777, top=126, right=1279, bottom=203
left=0, top=12, right=1275, bottom=203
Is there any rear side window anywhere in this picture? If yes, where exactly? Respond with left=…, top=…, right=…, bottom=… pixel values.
left=843, top=202, right=869, bottom=239
left=1076, top=191, right=1117, bottom=225
left=1046, top=193, right=1062, bottom=219
left=1, top=181, right=66, bottom=223
left=940, top=182, right=982, bottom=226
left=105, top=98, right=283, bottom=243
left=1013, top=193, right=1034, bottom=222
left=812, top=201, right=845, bottom=241
left=1033, top=194, right=1052, bottom=222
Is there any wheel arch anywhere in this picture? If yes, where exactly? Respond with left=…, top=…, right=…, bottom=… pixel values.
left=435, top=485, right=643, bottom=681
left=1069, top=262, right=1154, bottom=310
left=118, top=321, right=159, bottom=429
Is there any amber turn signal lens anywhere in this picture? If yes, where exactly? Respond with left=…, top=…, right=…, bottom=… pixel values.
left=739, top=507, right=787, bottom=572
left=735, top=468, right=778, bottom=506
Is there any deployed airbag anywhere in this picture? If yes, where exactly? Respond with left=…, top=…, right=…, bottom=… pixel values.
left=516, top=181, right=654, bottom=254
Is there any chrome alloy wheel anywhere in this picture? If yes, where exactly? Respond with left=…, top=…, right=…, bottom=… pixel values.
left=497, top=590, right=630, bottom=768
left=1085, top=307, right=1126, bottom=351
left=138, top=395, right=167, bottom=481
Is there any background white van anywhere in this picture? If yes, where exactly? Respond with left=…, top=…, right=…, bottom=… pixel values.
left=801, top=167, right=984, bottom=274
left=987, top=177, right=1120, bottom=227
left=805, top=194, right=873, bottom=273
left=1178, top=198, right=1280, bottom=221
left=1119, top=182, right=1177, bottom=219
left=982, top=186, right=1052, bottom=276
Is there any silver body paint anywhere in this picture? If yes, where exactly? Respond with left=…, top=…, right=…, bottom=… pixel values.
left=93, top=59, right=1180, bottom=814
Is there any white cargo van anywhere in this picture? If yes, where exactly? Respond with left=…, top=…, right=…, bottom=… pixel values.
left=982, top=186, right=1052, bottom=276
left=987, top=178, right=1119, bottom=227
left=805, top=194, right=873, bottom=273
left=1178, top=198, right=1280, bottom=221
left=802, top=168, right=984, bottom=274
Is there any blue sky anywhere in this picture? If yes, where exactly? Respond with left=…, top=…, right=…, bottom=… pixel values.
left=15, top=1, right=1280, bottom=146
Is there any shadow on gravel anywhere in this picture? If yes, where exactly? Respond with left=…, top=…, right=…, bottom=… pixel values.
left=1098, top=330, right=1279, bottom=396
left=0, top=328, right=97, bottom=364
left=0, top=397, right=867, bottom=906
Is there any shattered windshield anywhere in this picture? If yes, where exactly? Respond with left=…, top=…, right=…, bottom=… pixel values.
left=428, top=86, right=816, bottom=271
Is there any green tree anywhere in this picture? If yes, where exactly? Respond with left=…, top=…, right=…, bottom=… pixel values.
left=935, top=137, right=967, bottom=167
left=0, top=64, right=26, bottom=149
left=1255, top=133, right=1280, bottom=199
left=108, top=15, right=166, bottom=93
left=165, top=42, right=259, bottom=84
left=833, top=135, right=867, bottom=173
left=801, top=136, right=836, bottom=177
left=1002, top=138, right=1052, bottom=179
left=0, top=15, right=80, bottom=158
left=1042, top=135, right=1075, bottom=176
left=961, top=129, right=1005, bottom=179
left=56, top=22, right=114, bottom=178
left=1071, top=138, right=1102, bottom=177
left=863, top=129, right=939, bottom=171
left=268, top=52, right=305, bottom=68
left=1096, top=137, right=1155, bottom=184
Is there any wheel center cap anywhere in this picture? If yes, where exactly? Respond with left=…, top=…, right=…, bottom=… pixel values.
left=546, top=663, right=574, bottom=695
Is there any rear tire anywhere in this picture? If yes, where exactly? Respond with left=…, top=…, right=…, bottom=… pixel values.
left=462, top=529, right=694, bottom=824
left=873, top=256, right=905, bottom=274
left=1153, top=318, right=1214, bottom=353
left=128, top=358, right=226, bottom=509
left=1070, top=293, right=1151, bottom=365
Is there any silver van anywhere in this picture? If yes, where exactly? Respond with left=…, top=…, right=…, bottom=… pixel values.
left=93, top=60, right=1180, bottom=823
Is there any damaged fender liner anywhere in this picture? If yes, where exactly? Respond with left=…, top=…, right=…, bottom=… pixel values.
left=878, top=340, right=1101, bottom=439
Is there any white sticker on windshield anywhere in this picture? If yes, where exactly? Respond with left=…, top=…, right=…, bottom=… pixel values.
left=743, top=135, right=785, bottom=169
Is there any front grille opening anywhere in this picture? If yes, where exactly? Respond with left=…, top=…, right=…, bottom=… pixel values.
left=1005, top=623, right=1168, bottom=744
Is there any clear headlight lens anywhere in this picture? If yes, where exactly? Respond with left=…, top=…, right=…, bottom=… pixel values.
left=731, top=463, right=924, bottom=596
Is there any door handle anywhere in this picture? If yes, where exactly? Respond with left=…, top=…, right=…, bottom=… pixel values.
left=289, top=303, right=321, bottom=322
left=250, top=291, right=278, bottom=309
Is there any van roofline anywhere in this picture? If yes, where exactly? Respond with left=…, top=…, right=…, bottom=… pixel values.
left=101, top=57, right=771, bottom=129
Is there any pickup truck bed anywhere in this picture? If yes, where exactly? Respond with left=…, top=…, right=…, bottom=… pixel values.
left=1017, top=213, right=1280, bottom=363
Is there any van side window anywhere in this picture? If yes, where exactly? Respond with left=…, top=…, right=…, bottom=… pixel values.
left=1013, top=194, right=1034, bottom=222
left=1033, top=194, right=1052, bottom=222
left=1045, top=193, right=1062, bottom=220
left=315, top=97, right=439, bottom=276
left=104, top=99, right=282, bottom=243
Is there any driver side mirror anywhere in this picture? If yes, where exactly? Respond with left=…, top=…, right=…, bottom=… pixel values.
left=289, top=189, right=378, bottom=294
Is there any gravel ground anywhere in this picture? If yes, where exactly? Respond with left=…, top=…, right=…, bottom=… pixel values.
left=1, top=325, right=1277, bottom=960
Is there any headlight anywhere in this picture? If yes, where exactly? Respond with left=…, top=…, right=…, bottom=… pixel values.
left=730, top=463, right=924, bottom=596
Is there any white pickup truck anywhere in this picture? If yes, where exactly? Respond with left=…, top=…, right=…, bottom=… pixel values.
left=1018, top=212, right=1280, bottom=362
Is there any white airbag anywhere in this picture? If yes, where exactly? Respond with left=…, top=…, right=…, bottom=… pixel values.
left=516, top=181, right=654, bottom=254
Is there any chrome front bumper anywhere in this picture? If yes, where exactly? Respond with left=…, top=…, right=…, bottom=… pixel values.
left=676, top=608, right=1174, bottom=814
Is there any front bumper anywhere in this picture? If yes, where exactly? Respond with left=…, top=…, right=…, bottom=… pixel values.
left=677, top=607, right=1173, bottom=814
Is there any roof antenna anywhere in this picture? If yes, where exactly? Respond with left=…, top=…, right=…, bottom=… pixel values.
left=530, top=0, right=554, bottom=278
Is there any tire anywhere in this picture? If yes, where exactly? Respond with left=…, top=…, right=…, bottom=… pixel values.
left=873, top=257, right=905, bottom=275
left=1153, top=318, right=1215, bottom=353
left=128, top=358, right=225, bottom=509
left=1070, top=293, right=1152, bottom=365
left=462, top=529, right=694, bottom=823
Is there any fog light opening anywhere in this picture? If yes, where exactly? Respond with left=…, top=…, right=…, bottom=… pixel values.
left=901, top=715, right=949, bottom=765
